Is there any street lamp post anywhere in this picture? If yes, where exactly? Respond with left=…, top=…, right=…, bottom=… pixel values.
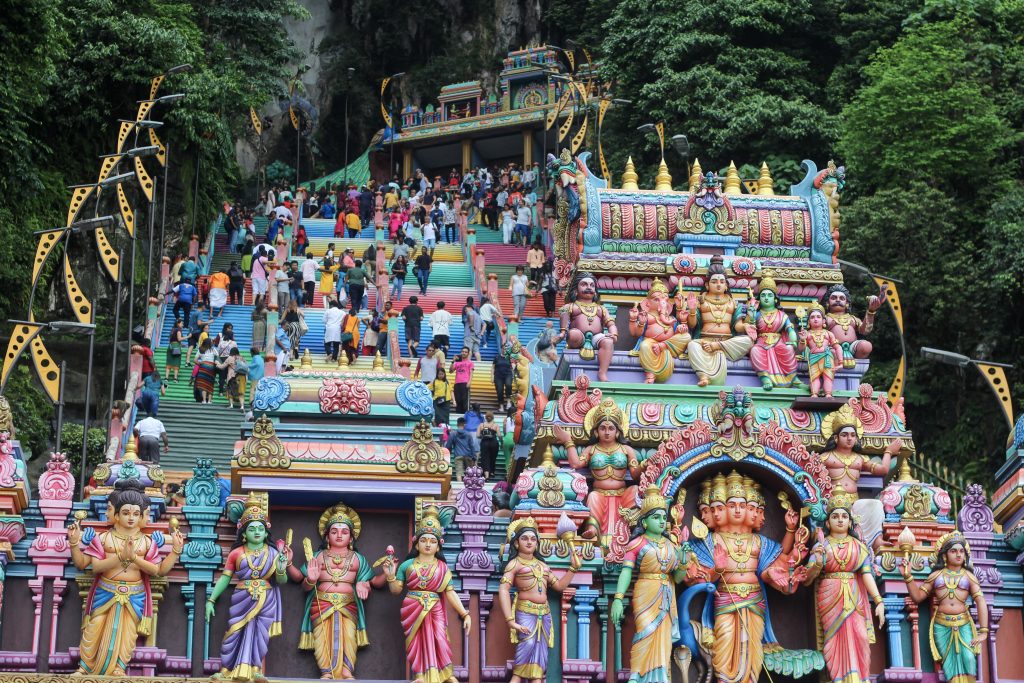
left=343, top=67, right=355, bottom=191
left=920, top=347, right=1016, bottom=432
left=43, top=320, right=96, bottom=498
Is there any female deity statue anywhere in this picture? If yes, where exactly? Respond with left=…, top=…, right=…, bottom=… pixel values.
left=554, top=398, right=642, bottom=550
left=381, top=506, right=471, bottom=683
left=797, top=304, right=844, bottom=398
left=902, top=531, right=990, bottom=683
left=206, top=494, right=290, bottom=682
left=685, top=255, right=754, bottom=386
left=628, top=278, right=691, bottom=383
left=288, top=502, right=373, bottom=680
left=610, top=486, right=685, bottom=683
left=498, top=517, right=581, bottom=683
left=67, top=478, right=185, bottom=676
left=803, top=498, right=885, bottom=683
left=747, top=270, right=801, bottom=391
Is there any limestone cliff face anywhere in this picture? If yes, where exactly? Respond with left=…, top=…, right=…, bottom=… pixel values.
left=241, top=0, right=549, bottom=177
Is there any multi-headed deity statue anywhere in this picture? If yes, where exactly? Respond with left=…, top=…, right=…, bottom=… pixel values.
left=207, top=494, right=290, bottom=681
left=798, top=303, right=844, bottom=398
left=685, top=255, right=754, bottom=386
left=67, top=478, right=185, bottom=676
left=288, top=502, right=373, bottom=680
left=819, top=406, right=901, bottom=550
left=903, top=531, right=989, bottom=683
left=685, top=471, right=806, bottom=683
left=555, top=398, right=642, bottom=551
left=804, top=497, right=885, bottom=683
left=498, top=517, right=581, bottom=683
left=629, top=278, right=691, bottom=383
left=381, top=507, right=470, bottom=683
left=611, top=486, right=686, bottom=683
left=747, top=270, right=801, bottom=391
left=823, top=283, right=886, bottom=368
left=558, top=271, right=618, bottom=382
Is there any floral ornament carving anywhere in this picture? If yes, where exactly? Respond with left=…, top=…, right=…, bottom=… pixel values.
left=558, top=374, right=602, bottom=424
left=456, top=466, right=491, bottom=516
left=184, top=459, right=222, bottom=507
left=319, top=378, right=371, bottom=415
left=396, top=380, right=434, bottom=418
left=39, top=451, right=74, bottom=501
left=536, top=465, right=565, bottom=508
left=237, top=415, right=291, bottom=469
left=0, top=394, right=14, bottom=436
left=957, top=483, right=994, bottom=534
left=758, top=421, right=833, bottom=503
left=639, top=422, right=714, bottom=490
left=252, top=377, right=291, bottom=412
left=676, top=172, right=740, bottom=236
left=709, top=387, right=764, bottom=461
left=396, top=420, right=451, bottom=475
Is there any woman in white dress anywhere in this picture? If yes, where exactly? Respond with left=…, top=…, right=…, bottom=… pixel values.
left=322, top=300, right=344, bottom=361
left=501, top=207, right=515, bottom=244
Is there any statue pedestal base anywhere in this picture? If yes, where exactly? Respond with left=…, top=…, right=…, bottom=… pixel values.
left=790, top=395, right=851, bottom=411
left=881, top=667, right=924, bottom=683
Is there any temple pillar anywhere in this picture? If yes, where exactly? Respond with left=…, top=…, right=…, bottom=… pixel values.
left=462, top=138, right=472, bottom=173
left=574, top=588, right=598, bottom=660
left=402, top=148, right=413, bottom=181
left=522, top=129, right=533, bottom=167
left=884, top=595, right=907, bottom=668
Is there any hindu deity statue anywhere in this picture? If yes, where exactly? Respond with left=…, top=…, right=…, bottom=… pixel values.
left=558, top=270, right=618, bottom=382
left=803, top=497, right=885, bottom=683
left=381, top=506, right=470, bottom=683
left=902, top=531, right=990, bottom=683
left=798, top=303, right=844, bottom=398
left=206, top=494, right=289, bottom=681
left=498, top=516, right=581, bottom=683
left=610, top=486, right=685, bottom=683
left=747, top=270, right=801, bottom=391
left=546, top=149, right=581, bottom=274
left=628, top=278, right=691, bottom=383
left=67, top=478, right=185, bottom=676
left=685, top=471, right=806, bottom=683
left=288, top=502, right=373, bottom=680
left=553, top=398, right=642, bottom=549
left=819, top=405, right=902, bottom=550
left=823, top=283, right=886, bottom=368
left=685, top=255, right=754, bottom=386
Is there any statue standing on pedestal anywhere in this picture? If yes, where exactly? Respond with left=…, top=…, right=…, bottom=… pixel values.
left=67, top=479, right=186, bottom=676
left=610, top=486, right=685, bottom=683
left=381, top=507, right=470, bottom=683
left=558, top=271, right=618, bottom=382
left=685, top=256, right=754, bottom=387
left=206, top=494, right=290, bottom=682
left=629, top=278, right=691, bottom=383
left=289, top=503, right=372, bottom=680
left=804, top=498, right=885, bottom=683
left=498, top=517, right=581, bottom=683
left=902, top=531, right=989, bottom=683
left=819, top=406, right=901, bottom=551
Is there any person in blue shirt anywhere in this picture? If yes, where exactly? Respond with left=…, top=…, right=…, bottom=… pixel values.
left=135, top=370, right=165, bottom=416
left=172, top=278, right=198, bottom=326
left=446, top=417, right=479, bottom=482
left=319, top=199, right=335, bottom=219
left=177, top=256, right=199, bottom=285
left=266, top=216, right=283, bottom=244
left=246, top=348, right=265, bottom=407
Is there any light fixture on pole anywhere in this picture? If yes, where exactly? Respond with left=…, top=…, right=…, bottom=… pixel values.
left=164, top=64, right=193, bottom=76
left=43, top=320, right=96, bottom=499
left=596, top=97, right=631, bottom=183
left=920, top=347, right=1015, bottom=432
left=67, top=215, right=116, bottom=234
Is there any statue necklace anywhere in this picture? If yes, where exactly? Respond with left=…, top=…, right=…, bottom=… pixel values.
left=720, top=532, right=754, bottom=567
left=322, top=551, right=355, bottom=582
left=244, top=546, right=270, bottom=575
left=576, top=302, right=601, bottom=323
left=704, top=297, right=731, bottom=324
left=831, top=313, right=854, bottom=331
left=412, top=557, right=438, bottom=584
left=831, top=451, right=861, bottom=479
left=940, top=569, right=965, bottom=599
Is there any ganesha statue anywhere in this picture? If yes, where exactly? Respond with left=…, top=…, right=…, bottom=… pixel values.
left=628, top=278, right=690, bottom=383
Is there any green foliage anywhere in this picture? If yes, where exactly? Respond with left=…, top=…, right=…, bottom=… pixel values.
left=4, top=366, right=54, bottom=460
left=266, top=160, right=296, bottom=187
left=838, top=17, right=1013, bottom=195
left=59, top=423, right=108, bottom=480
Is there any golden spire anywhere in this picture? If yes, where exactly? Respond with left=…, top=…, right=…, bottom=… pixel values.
left=724, top=160, right=741, bottom=195
left=300, top=348, right=313, bottom=369
left=124, top=437, right=138, bottom=461
left=373, top=351, right=385, bottom=372
left=757, top=162, right=775, bottom=195
left=337, top=349, right=349, bottom=367
left=621, top=156, right=639, bottom=190
left=689, top=157, right=702, bottom=193
left=654, top=158, right=673, bottom=191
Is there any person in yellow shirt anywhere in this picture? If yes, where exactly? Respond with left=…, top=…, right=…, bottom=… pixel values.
left=341, top=307, right=361, bottom=364
left=319, top=258, right=340, bottom=306
left=208, top=270, right=231, bottom=318
left=345, top=211, right=362, bottom=238
left=429, top=367, right=454, bottom=426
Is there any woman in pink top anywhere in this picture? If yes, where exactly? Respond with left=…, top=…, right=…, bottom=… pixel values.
left=388, top=211, right=402, bottom=239
left=450, top=346, right=475, bottom=413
